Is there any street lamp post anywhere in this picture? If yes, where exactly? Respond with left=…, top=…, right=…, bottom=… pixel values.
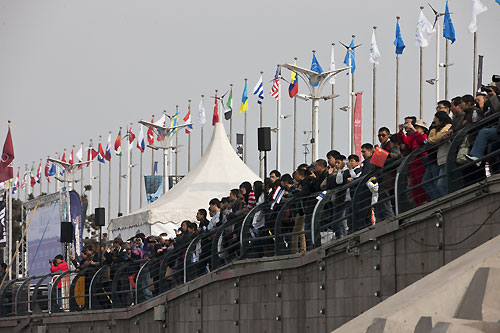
left=282, top=54, right=348, bottom=161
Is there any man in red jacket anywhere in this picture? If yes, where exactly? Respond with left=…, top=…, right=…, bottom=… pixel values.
left=50, top=254, right=69, bottom=308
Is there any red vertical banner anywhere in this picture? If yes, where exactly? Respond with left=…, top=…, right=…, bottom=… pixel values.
left=353, top=92, right=362, bottom=158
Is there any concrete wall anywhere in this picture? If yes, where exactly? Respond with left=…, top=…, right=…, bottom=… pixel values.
left=3, top=176, right=500, bottom=333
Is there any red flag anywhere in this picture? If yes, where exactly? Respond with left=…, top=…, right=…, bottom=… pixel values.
left=370, top=147, right=389, bottom=168
left=147, top=117, right=155, bottom=145
left=128, top=127, right=136, bottom=145
left=353, top=92, right=363, bottom=158
left=61, top=152, right=67, bottom=163
left=212, top=93, right=219, bottom=126
left=87, top=145, right=98, bottom=167
left=0, top=127, right=14, bottom=182
left=69, top=149, right=74, bottom=165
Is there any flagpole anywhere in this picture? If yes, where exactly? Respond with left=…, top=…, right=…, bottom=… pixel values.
left=18, top=166, right=21, bottom=200
left=8, top=182, right=12, bottom=280
left=118, top=128, right=122, bottom=216
left=39, top=158, right=42, bottom=196
left=55, top=153, right=60, bottom=194
left=139, top=141, right=143, bottom=208
left=276, top=65, right=282, bottom=171
left=98, top=136, right=102, bottom=208
left=127, top=125, right=132, bottom=214
left=150, top=116, right=154, bottom=175
left=419, top=46, right=423, bottom=120
left=88, top=141, right=93, bottom=216
left=473, top=32, right=477, bottom=97
left=229, top=85, right=233, bottom=145
left=293, top=58, right=297, bottom=170
left=242, top=83, right=247, bottom=163
left=445, top=39, right=449, bottom=100
left=331, top=44, right=336, bottom=150
left=436, top=14, right=441, bottom=103
left=70, top=145, right=75, bottom=190
left=80, top=143, right=84, bottom=196
left=259, top=73, right=263, bottom=178
left=188, top=100, right=192, bottom=172
left=371, top=29, right=377, bottom=144
left=175, top=105, right=179, bottom=181
left=107, top=131, right=112, bottom=223
left=347, top=45, right=353, bottom=155
left=201, top=95, right=205, bottom=157
left=394, top=19, right=401, bottom=131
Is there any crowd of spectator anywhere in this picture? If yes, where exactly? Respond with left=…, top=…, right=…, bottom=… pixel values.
left=43, top=82, right=500, bottom=309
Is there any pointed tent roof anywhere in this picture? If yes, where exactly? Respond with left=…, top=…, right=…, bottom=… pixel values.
left=109, top=122, right=260, bottom=237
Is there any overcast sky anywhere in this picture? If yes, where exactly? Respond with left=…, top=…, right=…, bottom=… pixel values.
left=1, top=0, right=499, bottom=217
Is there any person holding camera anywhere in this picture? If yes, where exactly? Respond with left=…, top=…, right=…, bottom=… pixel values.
left=466, top=82, right=500, bottom=165
left=50, top=254, right=69, bottom=308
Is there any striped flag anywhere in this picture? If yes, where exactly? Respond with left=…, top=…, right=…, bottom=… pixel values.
left=137, top=126, right=146, bottom=152
left=271, top=67, right=280, bottom=100
left=114, top=129, right=122, bottom=156
left=253, top=74, right=264, bottom=104
left=183, top=104, right=193, bottom=133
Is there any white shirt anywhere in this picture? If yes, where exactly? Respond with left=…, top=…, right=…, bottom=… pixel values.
left=208, top=210, right=220, bottom=230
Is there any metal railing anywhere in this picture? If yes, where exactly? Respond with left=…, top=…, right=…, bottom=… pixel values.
left=2, top=110, right=500, bottom=316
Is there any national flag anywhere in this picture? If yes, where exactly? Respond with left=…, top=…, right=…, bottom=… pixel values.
left=60, top=152, right=66, bottom=176
left=212, top=92, right=219, bottom=126
left=76, top=145, right=83, bottom=170
left=114, top=129, right=122, bottom=156
left=12, top=170, right=19, bottom=194
left=496, top=0, right=500, bottom=5
left=253, top=74, right=264, bottom=104
left=198, top=99, right=206, bottom=125
left=171, top=109, right=179, bottom=135
left=105, top=133, right=112, bottom=161
left=128, top=127, right=136, bottom=150
left=271, top=66, right=280, bottom=100
left=443, top=1, right=456, bottom=44
left=69, top=149, right=74, bottom=165
left=239, top=80, right=249, bottom=113
left=224, top=87, right=233, bottom=120
left=310, top=53, right=323, bottom=86
left=416, top=9, right=435, bottom=48
left=155, top=114, right=166, bottom=141
left=271, top=185, right=285, bottom=209
left=369, top=29, right=381, bottom=64
left=353, top=92, right=363, bottom=159
left=30, top=164, right=36, bottom=187
left=0, top=127, right=14, bottom=183
left=329, top=44, right=336, bottom=84
left=469, top=0, right=488, bottom=33
left=98, top=141, right=105, bottom=163
left=21, top=171, right=27, bottom=189
left=184, top=104, right=193, bottom=133
left=137, top=126, right=146, bottom=152
left=288, top=59, right=298, bottom=98
left=45, top=159, right=55, bottom=182
left=87, top=142, right=98, bottom=167
left=370, top=147, right=389, bottom=168
left=343, top=39, right=356, bottom=73
left=394, top=20, right=406, bottom=55
left=147, top=118, right=155, bottom=145
left=36, top=161, right=42, bottom=183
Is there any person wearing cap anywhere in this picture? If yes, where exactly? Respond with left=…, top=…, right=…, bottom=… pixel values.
left=398, top=119, right=430, bottom=206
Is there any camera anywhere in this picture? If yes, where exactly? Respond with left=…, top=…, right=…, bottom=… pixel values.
left=492, top=75, right=500, bottom=83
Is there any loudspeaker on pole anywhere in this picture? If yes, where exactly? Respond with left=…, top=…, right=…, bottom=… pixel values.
left=258, top=127, right=272, bottom=152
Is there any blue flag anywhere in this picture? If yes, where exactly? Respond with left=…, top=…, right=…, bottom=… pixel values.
left=310, top=53, right=323, bottom=87
left=47, top=163, right=56, bottom=177
left=343, top=39, right=356, bottom=74
left=497, top=0, right=500, bottom=5
left=394, top=21, right=405, bottom=55
left=443, top=1, right=456, bottom=44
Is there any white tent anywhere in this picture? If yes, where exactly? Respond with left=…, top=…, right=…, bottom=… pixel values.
left=109, top=122, right=260, bottom=240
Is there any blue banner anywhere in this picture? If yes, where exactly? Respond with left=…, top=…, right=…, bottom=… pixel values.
left=69, top=191, right=83, bottom=256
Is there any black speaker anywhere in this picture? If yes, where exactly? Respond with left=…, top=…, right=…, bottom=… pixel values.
left=60, top=223, right=73, bottom=243
left=258, top=127, right=271, bottom=151
left=95, top=207, right=105, bottom=227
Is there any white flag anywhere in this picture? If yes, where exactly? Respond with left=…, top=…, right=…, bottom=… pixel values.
left=369, top=29, right=381, bottom=65
left=416, top=10, right=435, bottom=48
left=329, top=44, right=336, bottom=84
left=198, top=98, right=206, bottom=125
left=469, top=0, right=488, bottom=33
left=76, top=145, right=83, bottom=162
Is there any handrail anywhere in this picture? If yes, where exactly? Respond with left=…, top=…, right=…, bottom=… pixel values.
left=88, top=265, right=108, bottom=310
left=239, top=203, right=271, bottom=258
left=50, top=270, right=73, bottom=313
